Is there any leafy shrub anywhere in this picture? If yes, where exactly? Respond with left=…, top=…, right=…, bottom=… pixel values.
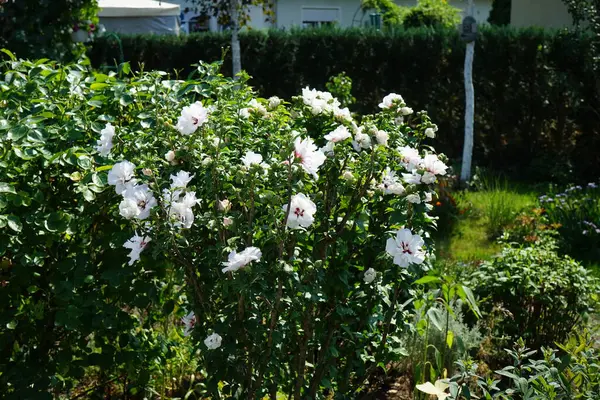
left=0, top=0, right=98, bottom=60
left=402, top=0, right=461, bottom=29
left=0, top=53, right=198, bottom=398
left=539, top=182, right=600, bottom=264
left=468, top=237, right=599, bottom=350
left=88, top=27, right=600, bottom=182
left=1, top=51, right=449, bottom=397
left=326, top=71, right=355, bottom=108
left=446, top=333, right=600, bottom=399
left=96, top=60, right=448, bottom=397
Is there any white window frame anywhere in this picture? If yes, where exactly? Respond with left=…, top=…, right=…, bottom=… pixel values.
left=300, top=6, right=341, bottom=28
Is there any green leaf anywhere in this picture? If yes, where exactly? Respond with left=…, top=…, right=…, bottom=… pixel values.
left=7, top=215, right=22, bottom=232
left=8, top=126, right=28, bottom=141
left=77, top=156, right=92, bottom=170
left=0, top=119, right=9, bottom=130
left=459, top=285, right=481, bottom=318
left=45, top=212, right=70, bottom=233
left=119, top=94, right=133, bottom=107
left=0, top=183, right=16, bottom=194
left=90, top=82, right=109, bottom=90
left=120, top=62, right=131, bottom=75
left=1, top=49, right=16, bottom=61
left=96, top=165, right=113, bottom=172
left=427, top=307, right=444, bottom=331
left=414, top=275, right=441, bottom=285
left=82, top=189, right=95, bottom=202
left=6, top=320, right=17, bottom=329
left=446, top=330, right=454, bottom=349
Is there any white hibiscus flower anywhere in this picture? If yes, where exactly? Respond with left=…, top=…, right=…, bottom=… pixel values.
left=283, top=193, right=317, bottom=229
left=222, top=246, right=262, bottom=273
left=352, top=132, right=372, bottom=152
left=375, top=130, right=389, bottom=146
left=95, top=122, right=115, bottom=156
left=123, top=233, right=151, bottom=266
left=107, top=160, right=136, bottom=195
left=293, top=137, right=326, bottom=179
left=170, top=170, right=194, bottom=189
left=176, top=101, right=209, bottom=135
left=121, top=184, right=157, bottom=220
left=324, top=125, right=352, bottom=143
left=385, top=228, right=426, bottom=268
left=181, top=312, right=196, bottom=336
left=204, top=333, right=222, bottom=350
left=379, top=93, right=404, bottom=109
left=420, top=154, right=447, bottom=184
left=241, top=150, right=269, bottom=169
left=416, top=380, right=450, bottom=400
left=398, top=146, right=422, bottom=171
left=378, top=168, right=405, bottom=195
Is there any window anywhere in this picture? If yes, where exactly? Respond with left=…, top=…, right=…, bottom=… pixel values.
left=301, top=7, right=340, bottom=28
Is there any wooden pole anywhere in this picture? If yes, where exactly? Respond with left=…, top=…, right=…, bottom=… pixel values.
left=460, top=0, right=475, bottom=183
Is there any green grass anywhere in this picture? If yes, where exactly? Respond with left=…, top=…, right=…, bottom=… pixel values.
left=436, top=183, right=540, bottom=262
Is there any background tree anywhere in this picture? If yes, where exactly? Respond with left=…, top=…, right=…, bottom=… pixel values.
left=195, top=0, right=274, bottom=76
left=361, top=0, right=460, bottom=28
left=561, top=0, right=600, bottom=69
left=487, top=0, right=511, bottom=25
left=0, top=0, right=98, bottom=60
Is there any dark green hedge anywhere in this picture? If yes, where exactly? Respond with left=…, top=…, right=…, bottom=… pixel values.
left=89, top=27, right=600, bottom=182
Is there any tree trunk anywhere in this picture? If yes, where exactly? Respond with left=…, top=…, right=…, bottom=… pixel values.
left=460, top=1, right=475, bottom=183
left=230, top=0, right=242, bottom=77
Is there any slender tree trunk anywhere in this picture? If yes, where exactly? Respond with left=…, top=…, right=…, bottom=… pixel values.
left=460, top=0, right=475, bottom=183
left=230, top=0, right=242, bottom=76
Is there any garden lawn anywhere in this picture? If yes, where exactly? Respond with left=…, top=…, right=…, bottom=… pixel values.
left=436, top=184, right=541, bottom=262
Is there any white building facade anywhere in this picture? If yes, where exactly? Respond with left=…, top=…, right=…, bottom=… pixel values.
left=273, top=0, right=491, bottom=29
left=168, top=0, right=492, bottom=32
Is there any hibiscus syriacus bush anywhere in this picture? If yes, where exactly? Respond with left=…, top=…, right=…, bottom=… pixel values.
left=0, top=54, right=447, bottom=396
left=91, top=61, right=448, bottom=397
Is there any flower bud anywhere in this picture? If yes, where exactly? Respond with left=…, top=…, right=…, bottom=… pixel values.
left=223, top=217, right=233, bottom=227
left=218, top=199, right=231, bottom=212
left=406, top=193, right=421, bottom=204
left=268, top=96, right=281, bottom=109
left=400, top=107, right=414, bottom=116
left=375, top=130, right=389, bottom=146
left=342, top=170, right=354, bottom=182
left=165, top=150, right=176, bottom=162
left=142, top=168, right=153, bottom=176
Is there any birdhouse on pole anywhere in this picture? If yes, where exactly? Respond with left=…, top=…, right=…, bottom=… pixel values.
left=460, top=16, right=477, bottom=43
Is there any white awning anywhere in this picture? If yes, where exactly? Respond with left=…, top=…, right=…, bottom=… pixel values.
left=98, top=0, right=180, bottom=18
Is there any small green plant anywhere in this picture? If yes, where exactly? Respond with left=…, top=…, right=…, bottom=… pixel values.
left=468, top=236, right=599, bottom=350
left=539, top=182, right=600, bottom=264
left=442, top=332, right=600, bottom=399
left=325, top=72, right=355, bottom=108
left=411, top=272, right=481, bottom=396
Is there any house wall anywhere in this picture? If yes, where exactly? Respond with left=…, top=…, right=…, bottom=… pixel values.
left=275, top=0, right=492, bottom=29
left=167, top=0, right=492, bottom=32
left=510, top=0, right=573, bottom=28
